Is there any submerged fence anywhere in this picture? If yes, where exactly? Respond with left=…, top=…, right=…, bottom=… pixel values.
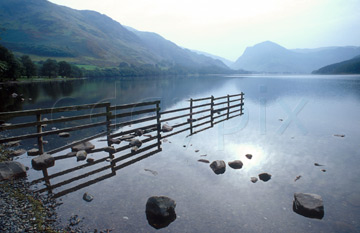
left=0, top=93, right=244, bottom=197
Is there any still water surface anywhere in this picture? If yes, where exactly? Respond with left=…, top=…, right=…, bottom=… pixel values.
left=1, top=75, right=360, bottom=232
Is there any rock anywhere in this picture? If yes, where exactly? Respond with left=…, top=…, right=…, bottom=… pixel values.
left=27, top=148, right=40, bottom=156
left=131, top=146, right=139, bottom=153
left=144, top=168, right=158, bottom=176
left=245, top=154, right=253, bottom=159
left=250, top=177, right=258, bottom=183
left=259, top=173, right=272, bottom=182
left=333, top=134, right=345, bottom=137
left=134, top=129, right=144, bottom=136
left=162, top=124, right=173, bottom=132
left=129, top=139, right=142, bottom=148
left=71, top=142, right=95, bottom=152
left=198, top=159, right=210, bottom=163
left=4, top=140, right=21, bottom=148
left=228, top=160, right=243, bottom=169
left=31, top=154, right=55, bottom=171
left=294, top=175, right=302, bottom=182
left=314, top=163, right=324, bottom=166
left=146, top=196, right=176, bottom=229
left=195, top=150, right=199, bottom=153
left=120, top=135, right=136, bottom=141
left=293, top=193, right=324, bottom=219
left=11, top=93, right=18, bottom=98
left=83, top=193, right=94, bottom=202
left=109, top=138, right=121, bottom=144
left=58, top=132, right=70, bottom=138
left=321, top=169, right=326, bottom=172
left=8, top=149, right=26, bottom=157
left=209, top=160, right=226, bottom=175
left=187, top=118, right=197, bottom=123
left=104, top=146, right=116, bottom=153
left=0, top=161, right=27, bottom=180
left=86, top=158, right=94, bottom=163
left=66, top=151, right=76, bottom=157
left=76, top=150, right=87, bottom=161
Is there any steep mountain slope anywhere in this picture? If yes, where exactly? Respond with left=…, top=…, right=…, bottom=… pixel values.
left=0, top=0, right=228, bottom=71
left=231, top=41, right=360, bottom=73
left=312, top=56, right=360, bottom=74
left=126, top=27, right=228, bottom=69
left=190, top=49, right=234, bottom=68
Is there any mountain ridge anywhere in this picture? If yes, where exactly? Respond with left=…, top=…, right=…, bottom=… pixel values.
left=0, top=0, right=229, bottom=72
left=231, top=41, right=360, bottom=73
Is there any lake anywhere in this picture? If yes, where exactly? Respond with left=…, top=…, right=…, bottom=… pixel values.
left=1, top=75, right=360, bottom=232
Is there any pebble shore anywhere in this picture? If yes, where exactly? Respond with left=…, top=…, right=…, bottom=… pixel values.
left=0, top=177, right=60, bottom=232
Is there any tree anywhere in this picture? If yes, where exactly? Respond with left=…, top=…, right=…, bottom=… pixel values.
left=41, top=59, right=58, bottom=78
left=70, top=65, right=83, bottom=78
left=0, top=44, right=21, bottom=81
left=20, top=55, right=37, bottom=78
left=58, top=61, right=72, bottom=77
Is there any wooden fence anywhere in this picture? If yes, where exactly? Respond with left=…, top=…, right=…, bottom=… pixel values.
left=0, top=93, right=244, bottom=197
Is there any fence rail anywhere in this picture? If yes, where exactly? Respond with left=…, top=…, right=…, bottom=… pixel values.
left=0, top=93, right=244, bottom=197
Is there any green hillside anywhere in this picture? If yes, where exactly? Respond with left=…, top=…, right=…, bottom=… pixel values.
left=0, top=0, right=228, bottom=72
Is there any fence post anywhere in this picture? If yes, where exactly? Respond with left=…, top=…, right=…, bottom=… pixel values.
left=36, top=113, right=44, bottom=154
left=210, top=96, right=214, bottom=127
left=240, top=92, right=244, bottom=115
left=227, top=94, right=230, bottom=119
left=156, top=102, right=162, bottom=150
left=105, top=103, right=111, bottom=147
left=189, top=98, right=193, bottom=135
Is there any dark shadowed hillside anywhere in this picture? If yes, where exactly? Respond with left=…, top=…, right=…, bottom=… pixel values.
left=312, top=56, right=360, bottom=74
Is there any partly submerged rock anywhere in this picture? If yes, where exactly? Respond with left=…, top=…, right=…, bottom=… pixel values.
left=146, top=196, right=176, bottom=229
left=134, top=129, right=144, bottom=136
left=293, top=193, right=324, bottom=219
left=0, top=161, right=27, bottom=180
left=31, top=153, right=55, bottom=171
left=9, top=149, right=26, bottom=157
left=228, top=160, right=243, bottom=169
left=162, top=124, right=173, bottom=132
left=250, top=177, right=258, bottom=183
left=129, top=139, right=142, bottom=148
left=72, top=141, right=95, bottom=152
left=27, top=148, right=40, bottom=156
left=198, top=159, right=210, bottom=163
left=209, top=160, right=226, bottom=175
left=58, top=132, right=70, bottom=138
left=245, top=154, right=253, bottom=159
left=4, top=140, right=21, bottom=148
left=259, top=173, right=272, bottom=182
left=83, top=192, right=94, bottom=202
left=104, top=146, right=116, bottom=153
left=76, top=150, right=87, bottom=161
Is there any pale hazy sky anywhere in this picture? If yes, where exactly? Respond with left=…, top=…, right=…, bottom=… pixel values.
left=48, top=0, right=360, bottom=61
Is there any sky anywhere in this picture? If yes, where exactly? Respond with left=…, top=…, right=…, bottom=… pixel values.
left=48, top=0, right=360, bottom=61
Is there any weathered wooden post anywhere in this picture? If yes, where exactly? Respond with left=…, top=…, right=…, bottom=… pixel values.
left=210, top=96, right=214, bottom=128
left=189, top=98, right=193, bottom=135
left=105, top=102, right=114, bottom=159
left=227, top=94, right=230, bottom=120
left=156, top=101, right=162, bottom=150
left=36, top=113, right=44, bottom=154
left=240, top=92, right=244, bottom=115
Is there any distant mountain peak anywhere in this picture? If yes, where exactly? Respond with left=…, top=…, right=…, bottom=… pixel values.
left=231, top=41, right=360, bottom=73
